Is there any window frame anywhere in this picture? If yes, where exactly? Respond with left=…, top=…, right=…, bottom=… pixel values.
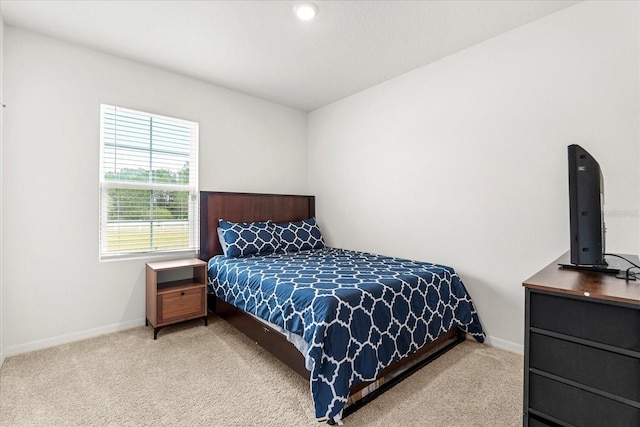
left=98, top=104, right=199, bottom=261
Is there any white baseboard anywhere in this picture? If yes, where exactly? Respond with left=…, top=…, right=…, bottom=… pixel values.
left=3, top=318, right=146, bottom=359
left=483, top=335, right=524, bottom=354
left=3, top=320, right=523, bottom=360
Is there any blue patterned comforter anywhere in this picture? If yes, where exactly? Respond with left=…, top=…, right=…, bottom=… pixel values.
left=207, top=247, right=484, bottom=421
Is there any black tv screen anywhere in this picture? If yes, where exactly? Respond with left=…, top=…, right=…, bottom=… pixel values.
left=568, top=144, right=606, bottom=266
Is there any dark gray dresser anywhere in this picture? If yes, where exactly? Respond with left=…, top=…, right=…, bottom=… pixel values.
left=522, top=253, right=640, bottom=426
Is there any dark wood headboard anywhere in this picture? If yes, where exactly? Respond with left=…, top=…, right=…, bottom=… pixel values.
left=199, top=191, right=316, bottom=261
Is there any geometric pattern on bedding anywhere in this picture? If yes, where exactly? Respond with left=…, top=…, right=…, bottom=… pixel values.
left=208, top=247, right=485, bottom=422
left=274, top=217, right=325, bottom=253
left=218, top=219, right=279, bottom=258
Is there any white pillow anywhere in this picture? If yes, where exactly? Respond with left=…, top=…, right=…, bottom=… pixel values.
left=217, top=227, right=229, bottom=256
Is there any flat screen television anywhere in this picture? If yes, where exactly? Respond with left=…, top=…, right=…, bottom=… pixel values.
left=567, top=144, right=607, bottom=267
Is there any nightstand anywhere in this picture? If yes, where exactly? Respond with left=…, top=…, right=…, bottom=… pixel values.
left=145, top=258, right=208, bottom=339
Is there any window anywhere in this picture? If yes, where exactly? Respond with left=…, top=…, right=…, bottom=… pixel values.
left=99, top=105, right=199, bottom=259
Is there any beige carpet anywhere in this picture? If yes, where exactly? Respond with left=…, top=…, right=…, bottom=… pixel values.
left=0, top=315, right=523, bottom=426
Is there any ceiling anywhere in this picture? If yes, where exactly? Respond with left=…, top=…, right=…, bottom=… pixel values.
left=0, top=0, right=579, bottom=112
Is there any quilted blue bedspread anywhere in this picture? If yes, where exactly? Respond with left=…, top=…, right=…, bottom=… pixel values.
left=208, top=247, right=485, bottom=421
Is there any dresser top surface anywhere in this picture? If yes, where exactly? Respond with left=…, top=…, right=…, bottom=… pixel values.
left=523, top=252, right=640, bottom=306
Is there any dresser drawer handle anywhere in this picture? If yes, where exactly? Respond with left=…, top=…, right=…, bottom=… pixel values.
left=181, top=291, right=185, bottom=296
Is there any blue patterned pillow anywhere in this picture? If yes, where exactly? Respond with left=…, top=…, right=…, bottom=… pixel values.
left=219, top=219, right=280, bottom=258
left=275, top=217, right=325, bottom=253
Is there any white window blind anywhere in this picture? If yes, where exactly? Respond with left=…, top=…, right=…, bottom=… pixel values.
left=99, top=105, right=199, bottom=259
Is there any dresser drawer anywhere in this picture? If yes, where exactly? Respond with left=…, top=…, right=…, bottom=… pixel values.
left=530, top=292, right=640, bottom=352
left=158, top=287, right=205, bottom=324
left=529, top=373, right=640, bottom=426
left=526, top=415, right=556, bottom=427
left=530, top=332, right=640, bottom=402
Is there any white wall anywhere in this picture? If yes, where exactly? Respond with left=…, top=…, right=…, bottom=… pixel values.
left=0, top=14, right=5, bottom=367
left=3, top=2, right=638, bottom=359
left=308, top=1, right=640, bottom=352
left=2, top=27, right=307, bottom=357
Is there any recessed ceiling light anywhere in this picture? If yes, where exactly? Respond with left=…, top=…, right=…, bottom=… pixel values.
left=293, top=2, right=319, bottom=21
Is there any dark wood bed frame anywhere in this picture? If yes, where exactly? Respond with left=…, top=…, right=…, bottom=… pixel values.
left=199, top=191, right=464, bottom=420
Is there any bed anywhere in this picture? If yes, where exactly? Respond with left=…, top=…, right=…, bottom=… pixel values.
left=199, top=191, right=485, bottom=423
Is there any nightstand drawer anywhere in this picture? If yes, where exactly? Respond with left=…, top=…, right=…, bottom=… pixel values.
left=158, top=287, right=205, bottom=324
